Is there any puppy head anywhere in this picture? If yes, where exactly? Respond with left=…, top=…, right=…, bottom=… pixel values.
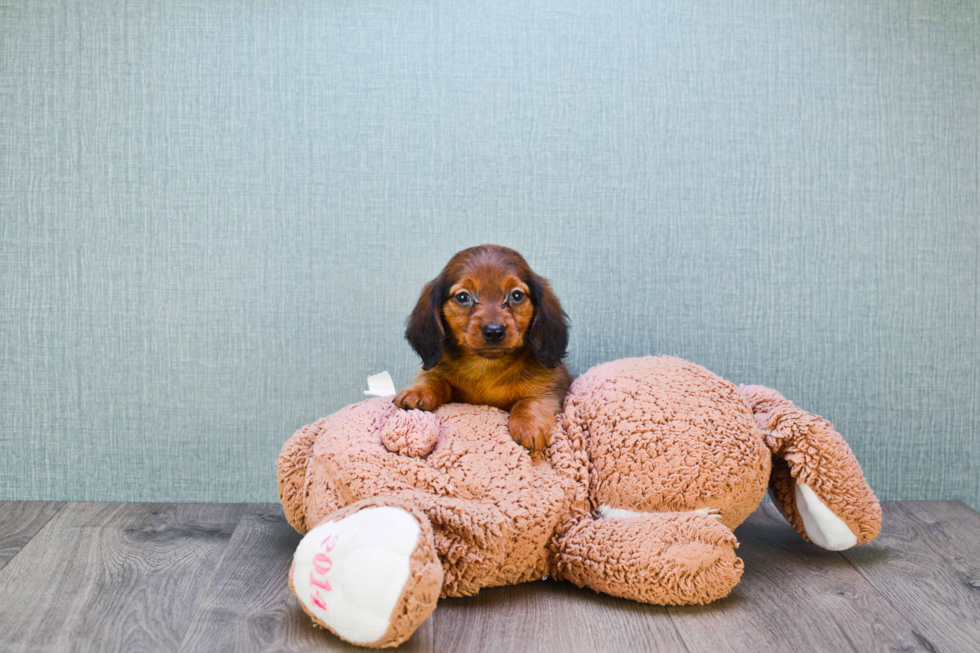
left=405, top=245, right=569, bottom=369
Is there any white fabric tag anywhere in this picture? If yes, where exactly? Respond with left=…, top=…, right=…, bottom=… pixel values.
left=364, top=371, right=397, bottom=397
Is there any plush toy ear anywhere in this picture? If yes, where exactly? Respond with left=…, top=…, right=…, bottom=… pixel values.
left=526, top=274, right=569, bottom=368
left=405, top=277, right=447, bottom=370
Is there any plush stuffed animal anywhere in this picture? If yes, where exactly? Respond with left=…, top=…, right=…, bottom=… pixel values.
left=277, top=356, right=880, bottom=648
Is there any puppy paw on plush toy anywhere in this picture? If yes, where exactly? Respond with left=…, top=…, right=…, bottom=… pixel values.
left=277, top=356, right=881, bottom=648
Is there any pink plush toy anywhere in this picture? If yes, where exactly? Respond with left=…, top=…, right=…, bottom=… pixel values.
left=277, top=356, right=881, bottom=648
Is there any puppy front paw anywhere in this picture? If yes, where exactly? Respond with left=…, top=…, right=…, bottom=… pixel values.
left=508, top=406, right=554, bottom=453
left=394, top=385, right=445, bottom=412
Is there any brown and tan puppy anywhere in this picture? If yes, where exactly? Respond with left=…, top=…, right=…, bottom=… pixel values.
left=394, top=245, right=571, bottom=452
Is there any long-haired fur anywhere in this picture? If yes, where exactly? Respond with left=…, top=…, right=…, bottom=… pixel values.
left=396, top=245, right=571, bottom=452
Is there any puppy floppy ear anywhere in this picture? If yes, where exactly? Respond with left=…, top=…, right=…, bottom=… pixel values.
left=405, top=277, right=447, bottom=370
left=526, top=274, right=569, bottom=368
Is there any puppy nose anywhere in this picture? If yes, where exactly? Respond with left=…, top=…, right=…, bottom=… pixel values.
left=481, top=323, right=506, bottom=344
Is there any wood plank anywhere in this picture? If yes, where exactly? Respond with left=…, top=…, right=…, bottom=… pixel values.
left=841, top=501, right=980, bottom=652
left=434, top=578, right=689, bottom=652
left=0, top=502, right=244, bottom=653
left=666, top=505, right=926, bottom=653
left=0, top=501, right=65, bottom=571
left=0, top=500, right=973, bottom=653
left=178, top=503, right=434, bottom=653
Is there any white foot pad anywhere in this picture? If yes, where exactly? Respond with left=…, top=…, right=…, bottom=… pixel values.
left=794, top=483, right=858, bottom=551
left=596, top=504, right=722, bottom=520
left=293, top=506, right=420, bottom=645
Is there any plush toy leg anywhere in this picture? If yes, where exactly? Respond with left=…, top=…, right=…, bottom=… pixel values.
left=289, top=497, right=443, bottom=649
left=740, top=385, right=882, bottom=550
left=277, top=418, right=324, bottom=533
left=553, top=511, right=743, bottom=605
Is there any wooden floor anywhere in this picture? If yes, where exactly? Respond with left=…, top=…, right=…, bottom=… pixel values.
left=0, top=502, right=978, bottom=653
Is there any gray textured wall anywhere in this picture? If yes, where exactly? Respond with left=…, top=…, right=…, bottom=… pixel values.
left=2, top=0, right=978, bottom=506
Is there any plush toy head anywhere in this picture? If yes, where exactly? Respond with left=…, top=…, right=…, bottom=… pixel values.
left=278, top=356, right=881, bottom=648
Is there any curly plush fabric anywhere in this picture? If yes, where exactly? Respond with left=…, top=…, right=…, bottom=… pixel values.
left=381, top=409, right=440, bottom=458
left=739, top=385, right=882, bottom=545
left=277, top=356, right=881, bottom=648
left=561, top=357, right=771, bottom=529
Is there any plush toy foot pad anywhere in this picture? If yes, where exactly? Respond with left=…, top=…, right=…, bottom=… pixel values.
left=794, top=482, right=859, bottom=551
left=291, top=506, right=422, bottom=646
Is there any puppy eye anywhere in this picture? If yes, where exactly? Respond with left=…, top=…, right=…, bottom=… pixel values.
left=509, top=290, right=525, bottom=304
left=454, top=291, right=473, bottom=306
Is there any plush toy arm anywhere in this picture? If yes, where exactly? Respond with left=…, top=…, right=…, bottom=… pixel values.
left=553, top=511, right=743, bottom=605
left=739, top=385, right=882, bottom=550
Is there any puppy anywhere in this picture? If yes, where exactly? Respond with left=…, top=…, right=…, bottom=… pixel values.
left=394, top=245, right=571, bottom=452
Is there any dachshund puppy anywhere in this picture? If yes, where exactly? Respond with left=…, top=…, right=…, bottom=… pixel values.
left=394, top=245, right=571, bottom=452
